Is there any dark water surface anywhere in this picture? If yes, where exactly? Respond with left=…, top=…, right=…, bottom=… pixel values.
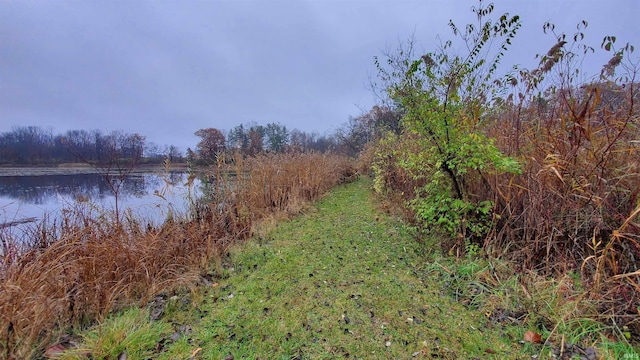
left=0, top=170, right=200, bottom=228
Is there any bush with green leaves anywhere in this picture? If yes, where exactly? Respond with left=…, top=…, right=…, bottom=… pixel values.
left=373, top=1, right=521, bottom=244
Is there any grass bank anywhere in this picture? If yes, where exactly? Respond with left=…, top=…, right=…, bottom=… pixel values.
left=53, top=178, right=595, bottom=359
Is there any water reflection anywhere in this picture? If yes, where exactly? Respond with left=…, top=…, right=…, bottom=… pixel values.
left=0, top=172, right=199, bottom=226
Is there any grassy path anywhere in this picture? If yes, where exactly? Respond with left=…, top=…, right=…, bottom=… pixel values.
left=159, top=179, right=525, bottom=359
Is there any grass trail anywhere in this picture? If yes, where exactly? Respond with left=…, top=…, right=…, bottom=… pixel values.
left=155, top=178, right=528, bottom=359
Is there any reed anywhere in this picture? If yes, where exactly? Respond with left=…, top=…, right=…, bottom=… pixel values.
left=486, top=79, right=640, bottom=335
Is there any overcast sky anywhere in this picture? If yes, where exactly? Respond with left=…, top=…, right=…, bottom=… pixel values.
left=1, top=1, right=638, bottom=152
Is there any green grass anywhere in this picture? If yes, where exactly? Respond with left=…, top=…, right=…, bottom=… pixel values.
left=57, top=178, right=639, bottom=359
left=58, top=307, right=171, bottom=360
left=154, top=179, right=528, bottom=359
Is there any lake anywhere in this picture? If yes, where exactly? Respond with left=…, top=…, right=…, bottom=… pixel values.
left=0, top=168, right=201, bottom=231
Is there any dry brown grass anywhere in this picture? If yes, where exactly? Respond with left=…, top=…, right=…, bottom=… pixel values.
left=485, top=80, right=640, bottom=339
left=0, top=152, right=355, bottom=359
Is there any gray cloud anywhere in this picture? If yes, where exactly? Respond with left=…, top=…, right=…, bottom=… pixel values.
left=1, top=0, right=638, bottom=151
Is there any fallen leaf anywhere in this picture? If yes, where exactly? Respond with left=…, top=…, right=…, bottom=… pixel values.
left=212, top=282, right=219, bottom=288
left=523, top=330, right=542, bottom=344
left=44, top=343, right=67, bottom=358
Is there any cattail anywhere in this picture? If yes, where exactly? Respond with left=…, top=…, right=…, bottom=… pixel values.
left=547, top=40, right=567, bottom=57
left=602, top=53, right=623, bottom=77
left=541, top=58, right=556, bottom=73
left=607, top=53, right=623, bottom=68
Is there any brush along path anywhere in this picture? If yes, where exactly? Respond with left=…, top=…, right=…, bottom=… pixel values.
left=162, top=179, right=523, bottom=359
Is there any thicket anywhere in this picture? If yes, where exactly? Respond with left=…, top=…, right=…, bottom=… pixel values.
left=0, top=152, right=355, bottom=359
left=369, top=0, right=639, bottom=342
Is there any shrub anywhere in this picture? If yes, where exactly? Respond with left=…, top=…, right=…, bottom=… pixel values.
left=370, top=0, right=639, bottom=342
left=374, top=1, right=521, bottom=246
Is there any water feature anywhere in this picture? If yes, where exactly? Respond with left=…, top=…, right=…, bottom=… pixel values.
left=0, top=169, right=200, bottom=230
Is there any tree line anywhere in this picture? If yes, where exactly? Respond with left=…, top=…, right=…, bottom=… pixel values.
left=0, top=127, right=181, bottom=165
left=192, top=107, right=402, bottom=164
left=0, top=105, right=402, bottom=165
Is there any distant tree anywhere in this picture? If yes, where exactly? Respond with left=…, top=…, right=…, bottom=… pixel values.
left=1, top=126, right=54, bottom=164
left=94, top=130, right=107, bottom=162
left=312, top=133, right=338, bottom=153
left=144, top=141, right=161, bottom=160
left=194, top=128, right=226, bottom=161
left=246, top=126, right=264, bottom=156
left=331, top=106, right=402, bottom=157
left=120, top=132, right=145, bottom=162
left=288, top=129, right=308, bottom=151
left=167, top=145, right=182, bottom=162
left=227, top=124, right=249, bottom=151
left=63, top=129, right=96, bottom=161
left=264, top=122, right=289, bottom=152
left=336, top=115, right=376, bottom=156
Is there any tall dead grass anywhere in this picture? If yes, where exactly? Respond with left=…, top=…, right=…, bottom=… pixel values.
left=486, top=79, right=640, bottom=335
left=0, top=152, right=355, bottom=359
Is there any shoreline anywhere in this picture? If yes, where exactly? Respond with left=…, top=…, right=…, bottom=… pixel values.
left=0, top=163, right=189, bottom=177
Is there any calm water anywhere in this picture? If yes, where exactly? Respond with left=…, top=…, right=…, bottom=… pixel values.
left=0, top=171, right=200, bottom=229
